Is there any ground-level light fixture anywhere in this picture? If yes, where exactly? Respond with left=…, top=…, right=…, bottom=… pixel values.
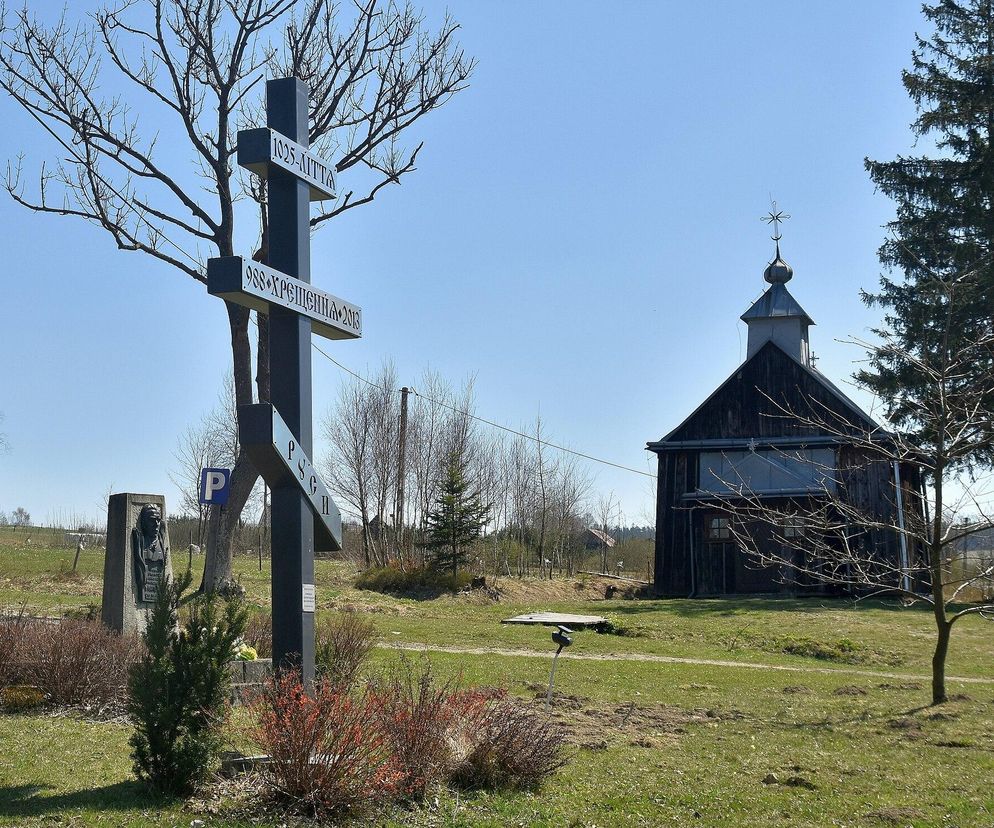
left=500, top=611, right=608, bottom=712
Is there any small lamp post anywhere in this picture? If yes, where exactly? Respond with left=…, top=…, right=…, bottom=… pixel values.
left=545, top=625, right=573, bottom=711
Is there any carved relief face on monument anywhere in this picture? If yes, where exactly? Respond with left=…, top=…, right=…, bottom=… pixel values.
left=132, top=503, right=168, bottom=603
left=137, top=504, right=165, bottom=561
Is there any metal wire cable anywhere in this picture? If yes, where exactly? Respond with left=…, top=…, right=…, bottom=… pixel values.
left=310, top=339, right=657, bottom=480
left=21, top=107, right=657, bottom=482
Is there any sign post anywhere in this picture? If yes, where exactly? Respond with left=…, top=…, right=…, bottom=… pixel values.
left=208, top=77, right=360, bottom=684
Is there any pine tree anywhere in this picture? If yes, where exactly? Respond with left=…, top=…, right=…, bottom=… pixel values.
left=425, top=453, right=491, bottom=575
left=862, top=0, right=994, bottom=462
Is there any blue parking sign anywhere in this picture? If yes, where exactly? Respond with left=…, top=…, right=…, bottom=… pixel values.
left=199, top=468, right=231, bottom=505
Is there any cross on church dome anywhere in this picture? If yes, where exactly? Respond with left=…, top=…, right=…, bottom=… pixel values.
left=762, top=202, right=793, bottom=284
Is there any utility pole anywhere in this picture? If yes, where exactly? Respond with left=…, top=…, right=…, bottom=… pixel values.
left=396, top=386, right=409, bottom=555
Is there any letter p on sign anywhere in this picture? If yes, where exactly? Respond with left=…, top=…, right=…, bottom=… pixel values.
left=199, top=467, right=231, bottom=505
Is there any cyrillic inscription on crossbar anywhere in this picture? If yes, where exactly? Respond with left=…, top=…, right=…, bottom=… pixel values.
left=208, top=257, right=361, bottom=340
left=239, top=403, right=343, bottom=552
left=238, top=127, right=336, bottom=201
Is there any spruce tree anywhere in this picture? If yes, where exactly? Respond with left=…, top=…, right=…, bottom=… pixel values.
left=425, top=453, right=491, bottom=576
left=862, top=0, right=994, bottom=462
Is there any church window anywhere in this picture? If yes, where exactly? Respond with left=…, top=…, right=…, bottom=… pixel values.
left=706, top=516, right=731, bottom=540
left=698, top=447, right=836, bottom=495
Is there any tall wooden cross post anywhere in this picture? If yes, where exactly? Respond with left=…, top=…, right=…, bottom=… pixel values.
left=267, top=77, right=314, bottom=683
left=207, top=78, right=362, bottom=684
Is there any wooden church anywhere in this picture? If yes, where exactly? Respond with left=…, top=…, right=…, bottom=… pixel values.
left=647, top=229, right=920, bottom=597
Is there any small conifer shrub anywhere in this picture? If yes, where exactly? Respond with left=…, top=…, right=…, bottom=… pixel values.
left=127, top=569, right=247, bottom=795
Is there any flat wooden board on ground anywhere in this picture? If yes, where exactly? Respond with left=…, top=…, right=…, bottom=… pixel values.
left=501, top=612, right=609, bottom=629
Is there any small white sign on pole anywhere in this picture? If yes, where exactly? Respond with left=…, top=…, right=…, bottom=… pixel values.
left=302, top=583, right=316, bottom=613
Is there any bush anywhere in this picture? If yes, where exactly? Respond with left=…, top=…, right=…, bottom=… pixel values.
left=355, top=566, right=472, bottom=597
left=368, top=660, right=568, bottom=797
left=248, top=661, right=568, bottom=815
left=774, top=635, right=864, bottom=664
left=1, top=684, right=45, bottom=712
left=0, top=607, right=138, bottom=710
left=597, top=617, right=648, bottom=637
left=250, top=670, right=401, bottom=816
left=450, top=691, right=569, bottom=790
left=368, top=659, right=458, bottom=799
left=315, top=611, right=378, bottom=688
left=30, top=618, right=138, bottom=708
left=243, top=612, right=272, bottom=658
left=0, top=606, right=34, bottom=688
left=128, top=569, right=247, bottom=795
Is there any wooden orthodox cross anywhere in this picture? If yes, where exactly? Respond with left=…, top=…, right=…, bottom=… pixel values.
left=207, top=77, right=360, bottom=683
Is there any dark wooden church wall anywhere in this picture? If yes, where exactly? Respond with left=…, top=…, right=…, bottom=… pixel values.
left=669, top=344, right=872, bottom=443
left=655, top=450, right=697, bottom=596
left=651, top=341, right=922, bottom=597
left=837, top=446, right=902, bottom=566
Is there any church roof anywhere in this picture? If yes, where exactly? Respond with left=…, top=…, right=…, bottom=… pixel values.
left=740, top=282, right=814, bottom=326
left=646, top=339, right=886, bottom=450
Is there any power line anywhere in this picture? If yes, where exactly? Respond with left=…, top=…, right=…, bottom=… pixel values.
left=310, top=339, right=657, bottom=480
left=11, top=84, right=656, bottom=484
left=15, top=98, right=658, bottom=485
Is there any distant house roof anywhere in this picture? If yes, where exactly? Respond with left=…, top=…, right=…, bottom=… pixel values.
left=584, top=528, right=616, bottom=548
left=367, top=515, right=390, bottom=538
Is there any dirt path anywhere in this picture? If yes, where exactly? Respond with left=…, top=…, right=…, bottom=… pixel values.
left=379, top=641, right=994, bottom=685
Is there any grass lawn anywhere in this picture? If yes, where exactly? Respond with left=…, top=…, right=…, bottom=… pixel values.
left=2, top=535, right=994, bottom=826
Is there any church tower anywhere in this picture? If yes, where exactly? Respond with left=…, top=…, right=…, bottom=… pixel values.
left=740, top=240, right=813, bottom=365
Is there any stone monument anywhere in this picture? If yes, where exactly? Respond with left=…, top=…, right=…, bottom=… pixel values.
left=101, top=493, right=173, bottom=635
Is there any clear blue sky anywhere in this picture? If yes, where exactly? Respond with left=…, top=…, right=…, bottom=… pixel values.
left=0, top=1, right=927, bottom=528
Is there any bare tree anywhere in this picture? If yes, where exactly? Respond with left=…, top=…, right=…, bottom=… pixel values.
left=323, top=372, right=376, bottom=566
left=473, top=429, right=512, bottom=578
left=321, top=362, right=399, bottom=567
left=0, top=0, right=473, bottom=590
left=406, top=372, right=449, bottom=560
left=507, top=433, right=534, bottom=576
left=170, top=375, right=267, bottom=554
left=530, top=417, right=557, bottom=578
left=714, top=284, right=994, bottom=704
left=596, top=491, right=619, bottom=574
left=552, top=455, right=593, bottom=576
left=10, top=507, right=30, bottom=528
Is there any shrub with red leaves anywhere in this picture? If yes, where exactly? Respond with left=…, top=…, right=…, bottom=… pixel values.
left=368, top=659, right=461, bottom=799
left=250, top=670, right=402, bottom=816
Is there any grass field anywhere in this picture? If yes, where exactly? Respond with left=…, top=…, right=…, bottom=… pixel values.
left=2, top=530, right=994, bottom=826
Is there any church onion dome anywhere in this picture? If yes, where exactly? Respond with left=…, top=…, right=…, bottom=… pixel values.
left=763, top=241, right=794, bottom=284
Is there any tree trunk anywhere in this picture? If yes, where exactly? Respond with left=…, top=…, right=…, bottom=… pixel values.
left=931, top=618, right=951, bottom=704
left=201, top=302, right=258, bottom=592
left=201, top=446, right=257, bottom=591
left=929, top=465, right=949, bottom=705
